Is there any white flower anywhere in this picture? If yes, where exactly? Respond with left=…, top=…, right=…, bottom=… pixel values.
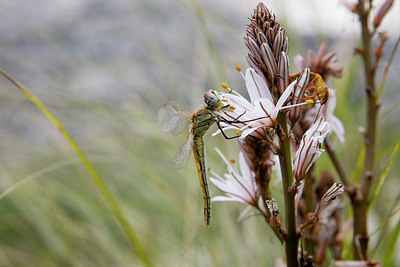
left=319, top=183, right=344, bottom=208
left=215, top=68, right=299, bottom=139
left=298, top=183, right=344, bottom=232
left=321, top=89, right=345, bottom=143
left=293, top=118, right=330, bottom=182
left=210, top=148, right=261, bottom=208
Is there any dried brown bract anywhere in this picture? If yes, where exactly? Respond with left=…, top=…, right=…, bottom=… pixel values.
left=294, top=43, right=343, bottom=80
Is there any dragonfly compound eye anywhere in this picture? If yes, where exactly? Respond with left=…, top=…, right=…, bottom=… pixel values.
left=203, top=91, right=219, bottom=106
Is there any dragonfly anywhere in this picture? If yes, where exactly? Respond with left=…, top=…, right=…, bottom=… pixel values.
left=158, top=90, right=235, bottom=227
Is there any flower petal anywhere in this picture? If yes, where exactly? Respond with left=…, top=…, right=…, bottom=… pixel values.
left=244, top=68, right=272, bottom=103
left=254, top=98, right=275, bottom=118
left=240, top=125, right=263, bottom=139
left=293, top=118, right=330, bottom=181
left=276, top=80, right=296, bottom=110
left=210, top=149, right=259, bottom=207
left=238, top=152, right=254, bottom=191
left=211, top=196, right=245, bottom=203
left=237, top=205, right=253, bottom=221
left=322, top=89, right=345, bottom=143
left=329, top=116, right=345, bottom=143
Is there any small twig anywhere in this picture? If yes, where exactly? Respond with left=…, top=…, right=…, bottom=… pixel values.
left=377, top=35, right=400, bottom=100
left=352, top=0, right=377, bottom=260
left=324, top=138, right=352, bottom=187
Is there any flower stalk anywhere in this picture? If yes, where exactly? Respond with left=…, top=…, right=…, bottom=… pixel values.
left=276, top=112, right=299, bottom=267
left=353, top=0, right=379, bottom=259
left=325, top=138, right=351, bottom=187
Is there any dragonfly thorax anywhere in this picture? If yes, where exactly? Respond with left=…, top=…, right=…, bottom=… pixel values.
left=191, top=109, right=216, bottom=137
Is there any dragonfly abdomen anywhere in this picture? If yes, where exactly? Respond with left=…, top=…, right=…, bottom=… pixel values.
left=192, top=135, right=211, bottom=226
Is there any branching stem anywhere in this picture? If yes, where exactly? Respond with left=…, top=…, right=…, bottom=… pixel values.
left=353, top=0, right=378, bottom=260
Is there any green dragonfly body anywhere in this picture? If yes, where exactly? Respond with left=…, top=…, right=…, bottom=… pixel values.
left=158, top=91, right=229, bottom=226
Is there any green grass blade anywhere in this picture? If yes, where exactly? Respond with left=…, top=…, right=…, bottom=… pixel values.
left=383, top=217, right=400, bottom=267
left=368, top=141, right=400, bottom=210
left=0, top=158, right=80, bottom=200
left=371, top=206, right=400, bottom=239
left=0, top=69, right=151, bottom=267
left=349, top=145, right=366, bottom=183
left=370, top=192, right=400, bottom=258
left=379, top=100, right=400, bottom=120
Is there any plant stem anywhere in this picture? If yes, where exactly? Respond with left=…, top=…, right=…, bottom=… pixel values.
left=325, top=138, right=351, bottom=187
left=353, top=0, right=378, bottom=260
left=277, top=112, right=299, bottom=267
left=304, top=169, right=315, bottom=257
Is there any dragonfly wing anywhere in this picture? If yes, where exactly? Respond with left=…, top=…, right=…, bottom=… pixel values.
left=172, top=133, right=194, bottom=169
left=158, top=102, right=191, bottom=136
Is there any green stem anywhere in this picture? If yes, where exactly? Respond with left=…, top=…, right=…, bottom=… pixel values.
left=353, top=0, right=377, bottom=260
left=0, top=69, right=151, bottom=267
left=325, top=138, right=351, bottom=187
left=368, top=142, right=400, bottom=209
left=277, top=112, right=298, bottom=267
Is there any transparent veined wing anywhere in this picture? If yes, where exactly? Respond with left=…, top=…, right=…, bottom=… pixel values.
left=158, top=102, right=191, bottom=136
left=172, top=133, right=194, bottom=169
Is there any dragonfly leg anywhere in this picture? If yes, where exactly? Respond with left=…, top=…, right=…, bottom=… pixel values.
left=216, top=120, right=240, bottom=139
left=219, top=113, right=271, bottom=124
left=216, top=114, right=273, bottom=140
left=234, top=110, right=246, bottom=121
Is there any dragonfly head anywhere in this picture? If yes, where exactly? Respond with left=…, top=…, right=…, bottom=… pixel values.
left=203, top=90, right=222, bottom=108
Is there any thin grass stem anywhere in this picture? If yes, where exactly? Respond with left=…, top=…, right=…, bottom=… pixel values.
left=368, top=141, right=400, bottom=209
left=377, top=35, right=400, bottom=100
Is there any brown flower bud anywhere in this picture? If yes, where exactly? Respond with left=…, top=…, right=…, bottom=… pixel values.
left=294, top=43, right=343, bottom=80
left=245, top=2, right=289, bottom=94
left=374, top=0, right=394, bottom=29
